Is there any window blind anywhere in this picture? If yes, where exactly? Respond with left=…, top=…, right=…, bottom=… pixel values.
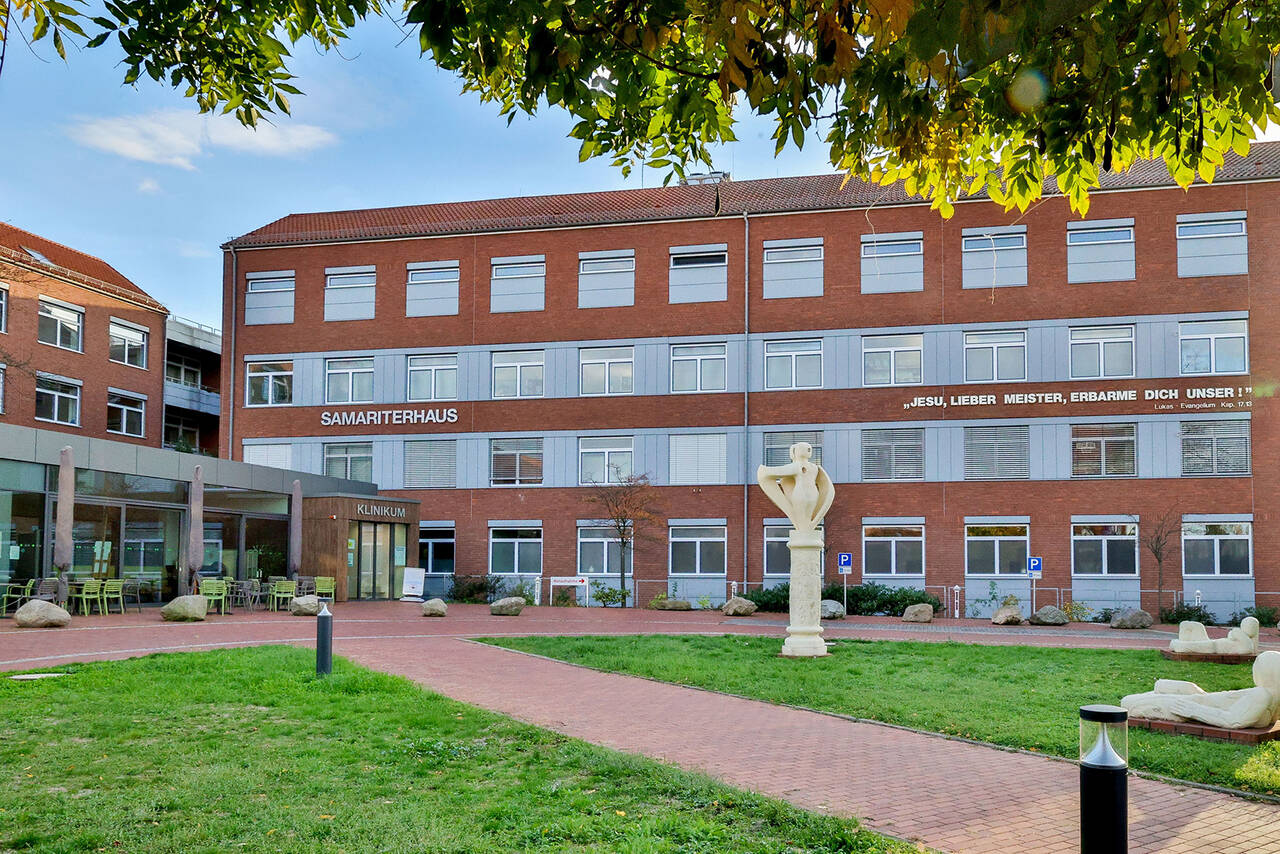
left=404, top=440, right=457, bottom=488
left=963, top=425, right=1030, bottom=480
left=669, top=434, right=728, bottom=484
left=763, top=431, right=823, bottom=466
left=861, top=428, right=924, bottom=480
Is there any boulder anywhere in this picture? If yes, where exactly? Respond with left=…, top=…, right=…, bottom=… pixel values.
left=14, top=599, right=71, bottom=628
left=160, top=595, right=207, bottom=622
left=421, top=598, right=448, bottom=617
left=290, top=595, right=322, bottom=616
left=820, top=599, right=846, bottom=620
left=1029, top=605, right=1069, bottom=626
left=991, top=604, right=1024, bottom=625
left=1110, top=608, right=1154, bottom=630
left=490, top=596, right=526, bottom=616
left=901, top=603, right=934, bottom=623
left=721, top=596, right=758, bottom=617
left=653, top=598, right=692, bottom=611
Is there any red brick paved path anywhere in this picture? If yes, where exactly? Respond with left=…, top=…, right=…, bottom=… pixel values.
left=4, top=602, right=1279, bottom=853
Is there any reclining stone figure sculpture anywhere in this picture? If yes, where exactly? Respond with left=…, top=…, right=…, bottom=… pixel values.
left=1121, top=649, right=1280, bottom=731
left=1169, top=616, right=1260, bottom=656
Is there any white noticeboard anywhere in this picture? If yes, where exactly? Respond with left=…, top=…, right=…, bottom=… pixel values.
left=400, top=567, right=426, bottom=602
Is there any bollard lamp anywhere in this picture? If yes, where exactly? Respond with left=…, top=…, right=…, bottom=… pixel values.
left=1079, top=704, right=1128, bottom=854
left=316, top=603, right=333, bottom=677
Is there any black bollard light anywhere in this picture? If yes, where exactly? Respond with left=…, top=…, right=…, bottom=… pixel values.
left=1079, top=704, right=1128, bottom=854
left=316, top=602, right=333, bottom=677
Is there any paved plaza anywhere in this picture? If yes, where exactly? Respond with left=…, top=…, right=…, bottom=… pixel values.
left=3, top=603, right=1279, bottom=853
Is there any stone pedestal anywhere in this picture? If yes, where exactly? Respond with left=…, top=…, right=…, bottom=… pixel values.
left=781, top=529, right=828, bottom=657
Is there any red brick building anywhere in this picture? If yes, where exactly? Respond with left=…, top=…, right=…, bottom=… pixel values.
left=222, top=144, right=1279, bottom=618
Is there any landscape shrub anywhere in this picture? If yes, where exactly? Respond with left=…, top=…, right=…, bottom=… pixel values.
left=447, top=575, right=502, bottom=603
left=743, top=583, right=790, bottom=612
left=590, top=581, right=630, bottom=608
left=1228, top=605, right=1278, bottom=626
left=1061, top=600, right=1093, bottom=622
left=503, top=579, right=539, bottom=604
left=745, top=581, right=940, bottom=616
left=1160, top=602, right=1217, bottom=626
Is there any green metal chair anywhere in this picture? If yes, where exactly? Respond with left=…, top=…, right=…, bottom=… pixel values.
left=314, top=576, right=335, bottom=601
left=201, top=579, right=228, bottom=615
left=72, top=579, right=104, bottom=615
left=1, top=579, right=35, bottom=616
left=269, top=580, right=296, bottom=612
left=101, top=579, right=127, bottom=615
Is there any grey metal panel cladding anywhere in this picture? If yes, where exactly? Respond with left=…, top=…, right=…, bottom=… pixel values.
left=861, top=254, right=924, bottom=294
left=635, top=344, right=665, bottom=396
left=379, top=441, right=403, bottom=490
left=406, top=281, right=459, bottom=316
left=828, top=427, right=857, bottom=482
left=244, top=291, right=294, bottom=325
left=1067, top=242, right=1135, bottom=283
left=88, top=438, right=139, bottom=475
left=762, top=259, right=823, bottom=299
left=1185, top=577, right=1254, bottom=623
left=726, top=338, right=747, bottom=392
left=1178, top=235, right=1248, bottom=278
left=830, top=334, right=855, bottom=388
left=491, top=276, right=546, bottom=313
left=965, top=578, right=1031, bottom=618
left=1137, top=420, right=1181, bottom=478
left=459, top=351, right=488, bottom=401
left=457, top=438, right=488, bottom=489
left=961, top=247, right=1028, bottom=288
left=546, top=435, right=576, bottom=486
left=669, top=265, right=728, bottom=303
left=546, top=346, right=577, bottom=398
left=373, top=354, right=400, bottom=403
left=324, top=285, right=376, bottom=321
left=294, top=358, right=325, bottom=407
left=1026, top=327, right=1056, bottom=382
left=292, top=443, right=322, bottom=477
left=579, top=270, right=635, bottom=308
left=920, top=331, right=948, bottom=385
left=1071, top=578, right=1140, bottom=611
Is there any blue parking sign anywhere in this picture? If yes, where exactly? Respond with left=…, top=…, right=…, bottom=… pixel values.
left=1027, top=556, right=1043, bottom=578
left=837, top=552, right=853, bottom=575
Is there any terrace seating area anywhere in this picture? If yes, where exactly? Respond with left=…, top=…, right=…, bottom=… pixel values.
left=0, top=575, right=337, bottom=617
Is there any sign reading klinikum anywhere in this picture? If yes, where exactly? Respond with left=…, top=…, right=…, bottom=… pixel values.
left=355, top=503, right=408, bottom=519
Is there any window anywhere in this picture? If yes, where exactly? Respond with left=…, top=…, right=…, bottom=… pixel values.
left=0, top=287, right=7, bottom=333
left=578, top=253, right=635, bottom=308
left=1071, top=424, right=1136, bottom=477
left=764, top=431, right=822, bottom=466
left=669, top=434, right=727, bottom=485
left=1177, top=214, right=1247, bottom=277
left=166, top=354, right=202, bottom=388
left=1179, top=320, right=1248, bottom=375
left=106, top=393, right=145, bottom=437
left=1072, top=524, right=1138, bottom=575
left=965, top=525, right=1029, bottom=574
left=323, top=443, right=374, bottom=481
left=491, top=438, right=544, bottom=485
left=245, top=273, right=296, bottom=326
left=1067, top=222, right=1136, bottom=283
left=669, top=526, right=727, bottom=575
left=762, top=523, right=823, bottom=576
left=404, top=439, right=457, bottom=488
left=669, top=245, right=728, bottom=303
left=964, top=331, right=1025, bottom=382
left=580, top=346, right=633, bottom=396
left=862, top=334, right=923, bottom=386
left=1069, top=326, right=1134, bottom=379
left=243, top=443, right=291, bottom=468
left=1181, top=421, right=1250, bottom=476
left=762, top=240, right=824, bottom=299
left=491, top=259, right=546, bottom=313
left=325, top=357, right=375, bottom=404
left=963, top=425, right=1030, bottom=480
left=490, top=528, right=542, bottom=574
left=247, top=276, right=295, bottom=292
left=863, top=526, right=925, bottom=575
left=326, top=271, right=376, bottom=289
left=35, top=376, right=80, bottom=426
left=765, top=339, right=822, bottom=389
left=861, top=428, right=925, bottom=481
left=961, top=229, right=1027, bottom=288
left=108, top=322, right=148, bottom=368
left=324, top=269, right=377, bottom=322
left=419, top=528, right=456, bottom=574
left=1068, top=227, right=1133, bottom=244
left=671, top=343, right=727, bottom=393
left=578, top=527, right=632, bottom=575
left=164, top=414, right=199, bottom=450
left=860, top=233, right=924, bottom=293
left=1182, top=522, right=1252, bottom=576
left=406, top=262, right=460, bottom=316
left=492, top=350, right=544, bottom=399
left=579, top=436, right=633, bottom=485
left=407, top=354, right=458, bottom=401
left=246, top=361, right=292, bottom=406
left=670, top=251, right=727, bottom=268
left=37, top=300, right=82, bottom=351
left=0, top=366, right=6, bottom=414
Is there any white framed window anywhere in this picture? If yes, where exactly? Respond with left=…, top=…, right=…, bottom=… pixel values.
left=166, top=354, right=202, bottom=388
left=862, top=334, right=923, bottom=386
left=35, top=376, right=80, bottom=426
left=860, top=234, right=924, bottom=293
left=404, top=439, right=457, bottom=488
left=164, top=413, right=199, bottom=450
left=1071, top=524, right=1138, bottom=575
left=861, top=428, right=925, bottom=481
left=1069, top=326, right=1134, bottom=379
left=491, top=259, right=546, bottom=313
left=419, top=528, right=455, bottom=574
left=406, top=263, right=460, bottom=317
left=1068, top=226, right=1133, bottom=245
left=106, top=392, right=145, bottom=437
left=1067, top=222, right=1136, bottom=283
left=965, top=525, right=1029, bottom=575
left=1177, top=215, right=1248, bottom=278
left=1181, top=421, right=1250, bottom=476
left=108, top=322, right=148, bottom=368
left=762, top=241, right=824, bottom=299
left=492, top=350, right=544, bottom=399
left=1182, top=522, right=1252, bottom=576
left=964, top=331, right=1026, bottom=383
left=579, top=436, right=633, bottom=485
left=0, top=287, right=8, bottom=333
left=764, top=245, right=823, bottom=264
left=1179, top=320, right=1248, bottom=375
left=324, top=443, right=373, bottom=481
left=1177, top=220, right=1245, bottom=239
left=578, top=253, right=636, bottom=309
left=669, top=433, right=727, bottom=485
left=862, top=238, right=923, bottom=258
left=407, top=354, right=458, bottom=402
left=764, top=431, right=822, bottom=466
left=580, top=346, right=633, bottom=396
left=578, top=527, right=632, bottom=575
left=37, top=300, right=83, bottom=352
left=863, top=526, right=925, bottom=575
left=764, top=339, right=822, bottom=389
left=669, top=526, right=727, bottom=575
left=247, top=276, right=295, bottom=293
left=491, top=438, right=544, bottom=485
left=962, top=233, right=1026, bottom=252
left=963, top=425, right=1030, bottom=480
left=246, top=361, right=292, bottom=406
left=961, top=229, right=1028, bottom=289
left=671, top=343, right=727, bottom=393
left=1071, top=424, right=1136, bottom=477
left=762, top=523, right=824, bottom=576
left=670, top=251, right=727, bottom=269
left=325, top=357, right=375, bottom=404
left=326, top=271, right=376, bottom=289
left=580, top=256, right=636, bottom=275
left=490, top=528, right=542, bottom=574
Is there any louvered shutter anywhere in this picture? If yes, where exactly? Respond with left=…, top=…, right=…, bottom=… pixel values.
left=861, top=429, right=923, bottom=480
left=763, top=430, right=823, bottom=466
left=670, top=434, right=727, bottom=484
left=963, top=426, right=1030, bottom=480
left=244, top=443, right=292, bottom=470
left=404, top=440, right=457, bottom=488
left=1182, top=421, right=1250, bottom=475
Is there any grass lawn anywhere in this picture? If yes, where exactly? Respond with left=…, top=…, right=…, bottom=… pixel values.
left=483, top=634, right=1280, bottom=796
left=0, top=647, right=914, bottom=854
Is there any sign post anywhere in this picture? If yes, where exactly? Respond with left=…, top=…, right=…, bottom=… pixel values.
left=1027, top=556, right=1043, bottom=611
left=836, top=552, right=853, bottom=612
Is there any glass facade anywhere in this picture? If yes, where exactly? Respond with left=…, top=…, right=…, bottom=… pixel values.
left=0, top=462, right=46, bottom=585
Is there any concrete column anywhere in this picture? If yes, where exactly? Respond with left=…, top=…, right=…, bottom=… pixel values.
left=781, top=529, right=828, bottom=657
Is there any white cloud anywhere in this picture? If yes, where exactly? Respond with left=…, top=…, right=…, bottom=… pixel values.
left=69, top=110, right=337, bottom=170
left=137, top=178, right=161, bottom=194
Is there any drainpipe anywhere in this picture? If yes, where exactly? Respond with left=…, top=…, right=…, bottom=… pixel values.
left=227, top=245, right=238, bottom=460
left=742, top=211, right=750, bottom=595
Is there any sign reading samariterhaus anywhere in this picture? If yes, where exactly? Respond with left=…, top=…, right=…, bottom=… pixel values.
left=321, top=407, right=459, bottom=427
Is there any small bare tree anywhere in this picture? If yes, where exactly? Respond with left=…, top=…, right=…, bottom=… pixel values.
left=1135, top=506, right=1180, bottom=617
left=583, top=473, right=661, bottom=607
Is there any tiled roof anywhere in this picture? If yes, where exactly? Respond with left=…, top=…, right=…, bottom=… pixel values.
left=227, top=141, right=1280, bottom=249
left=0, top=222, right=167, bottom=313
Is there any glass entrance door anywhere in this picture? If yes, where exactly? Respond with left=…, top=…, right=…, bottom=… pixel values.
left=347, top=522, right=407, bottom=599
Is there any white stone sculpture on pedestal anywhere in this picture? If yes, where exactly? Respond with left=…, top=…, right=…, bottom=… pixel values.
left=757, top=442, right=835, bottom=658
left=1169, top=616, right=1260, bottom=655
left=1122, top=650, right=1280, bottom=730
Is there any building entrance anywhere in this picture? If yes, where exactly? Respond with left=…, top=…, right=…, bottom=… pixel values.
left=346, top=521, right=408, bottom=599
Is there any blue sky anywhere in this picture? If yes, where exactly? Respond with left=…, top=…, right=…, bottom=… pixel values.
left=2, top=16, right=835, bottom=327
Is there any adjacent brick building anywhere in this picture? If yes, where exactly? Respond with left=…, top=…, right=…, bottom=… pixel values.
left=222, top=144, right=1280, bottom=617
